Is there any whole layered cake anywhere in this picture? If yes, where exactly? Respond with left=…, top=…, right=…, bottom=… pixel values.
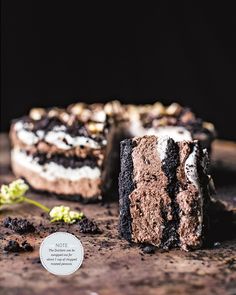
left=10, top=100, right=216, bottom=202
left=119, top=135, right=213, bottom=251
left=10, top=101, right=122, bottom=201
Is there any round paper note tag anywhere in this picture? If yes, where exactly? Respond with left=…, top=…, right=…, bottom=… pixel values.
left=40, top=232, right=84, bottom=276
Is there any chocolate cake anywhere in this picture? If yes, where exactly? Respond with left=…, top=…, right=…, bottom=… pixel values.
left=119, top=135, right=213, bottom=251
left=10, top=100, right=216, bottom=202
left=10, top=101, right=123, bottom=201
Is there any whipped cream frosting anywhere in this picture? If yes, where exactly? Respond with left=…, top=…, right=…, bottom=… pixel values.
left=129, top=120, right=192, bottom=142
left=148, top=126, right=192, bottom=142
left=14, top=121, right=105, bottom=149
left=14, top=122, right=43, bottom=145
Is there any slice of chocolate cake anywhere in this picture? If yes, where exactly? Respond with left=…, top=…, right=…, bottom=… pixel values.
left=119, top=135, right=212, bottom=251
left=123, top=102, right=216, bottom=151
left=10, top=102, right=122, bottom=201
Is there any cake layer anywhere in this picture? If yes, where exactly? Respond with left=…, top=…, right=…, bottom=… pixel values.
left=119, top=135, right=211, bottom=250
left=11, top=148, right=102, bottom=198
left=10, top=127, right=105, bottom=158
left=119, top=139, right=135, bottom=241
left=12, top=161, right=101, bottom=197
left=158, top=137, right=180, bottom=248
left=11, top=149, right=101, bottom=181
left=23, top=151, right=101, bottom=169
left=129, top=136, right=173, bottom=247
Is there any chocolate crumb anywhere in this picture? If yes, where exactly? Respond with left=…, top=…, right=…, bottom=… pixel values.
left=107, top=209, right=113, bottom=216
left=140, top=244, right=156, bottom=254
left=4, top=240, right=22, bottom=253
left=3, top=217, right=36, bottom=234
left=21, top=241, right=34, bottom=252
left=3, top=240, right=34, bottom=253
left=31, top=257, right=41, bottom=264
left=78, top=218, right=101, bottom=234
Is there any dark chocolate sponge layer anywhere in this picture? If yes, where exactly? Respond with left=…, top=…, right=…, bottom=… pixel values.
left=28, top=151, right=100, bottom=169
left=161, top=138, right=180, bottom=249
left=119, top=139, right=135, bottom=242
left=197, top=145, right=211, bottom=246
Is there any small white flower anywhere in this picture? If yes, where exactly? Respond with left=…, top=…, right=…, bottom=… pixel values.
left=49, top=205, right=84, bottom=224
left=0, top=179, right=29, bottom=205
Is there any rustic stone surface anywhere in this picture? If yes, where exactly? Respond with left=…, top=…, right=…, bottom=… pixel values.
left=0, top=134, right=236, bottom=295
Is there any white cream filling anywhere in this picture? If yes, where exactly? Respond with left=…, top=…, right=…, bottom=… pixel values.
left=14, top=122, right=104, bottom=149
left=184, top=143, right=203, bottom=234
left=129, top=120, right=192, bottom=142
left=157, top=136, right=169, bottom=161
left=16, top=129, right=40, bottom=145
left=14, top=122, right=43, bottom=145
left=185, top=144, right=200, bottom=189
left=11, top=149, right=101, bottom=181
left=44, top=130, right=102, bottom=150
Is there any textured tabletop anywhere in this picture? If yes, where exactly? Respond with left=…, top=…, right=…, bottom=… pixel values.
left=0, top=134, right=236, bottom=295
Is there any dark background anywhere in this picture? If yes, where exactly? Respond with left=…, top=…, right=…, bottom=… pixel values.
left=1, top=1, right=236, bottom=140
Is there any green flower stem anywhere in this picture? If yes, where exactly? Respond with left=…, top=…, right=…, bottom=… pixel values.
left=23, top=196, right=50, bottom=213
left=0, top=179, right=84, bottom=223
